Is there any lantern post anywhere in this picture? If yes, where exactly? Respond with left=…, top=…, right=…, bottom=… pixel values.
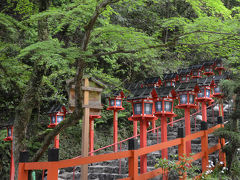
left=142, top=77, right=162, bottom=133
left=107, top=90, right=125, bottom=152
left=195, top=77, right=215, bottom=122
left=152, top=87, right=176, bottom=180
left=212, top=75, right=227, bottom=118
left=128, top=87, right=157, bottom=174
left=175, top=81, right=199, bottom=155
left=89, top=115, right=101, bottom=156
left=3, top=126, right=14, bottom=180
left=48, top=104, right=67, bottom=149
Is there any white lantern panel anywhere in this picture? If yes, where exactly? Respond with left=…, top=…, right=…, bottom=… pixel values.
left=155, top=101, right=162, bottom=112
left=180, top=94, right=187, bottom=104
left=215, top=87, right=221, bottom=93
left=193, top=71, right=198, bottom=76
left=181, top=77, right=186, bottom=81
left=198, top=89, right=204, bottom=98
left=110, top=100, right=115, bottom=106
left=116, top=99, right=122, bottom=106
left=189, top=95, right=194, bottom=104
left=8, top=128, right=12, bottom=137
left=144, top=103, right=153, bottom=115
left=134, top=103, right=142, bottom=115
left=51, top=116, right=56, bottom=124
left=166, top=82, right=171, bottom=87
left=164, top=101, right=172, bottom=112
left=57, top=116, right=63, bottom=123
left=206, top=89, right=210, bottom=97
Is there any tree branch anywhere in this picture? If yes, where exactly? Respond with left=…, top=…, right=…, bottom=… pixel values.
left=81, top=0, right=120, bottom=50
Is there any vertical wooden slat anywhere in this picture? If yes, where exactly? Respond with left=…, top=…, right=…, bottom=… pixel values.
left=201, top=123, right=209, bottom=172
left=81, top=78, right=90, bottom=180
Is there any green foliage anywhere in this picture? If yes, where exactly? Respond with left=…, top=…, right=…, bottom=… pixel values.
left=155, top=154, right=199, bottom=179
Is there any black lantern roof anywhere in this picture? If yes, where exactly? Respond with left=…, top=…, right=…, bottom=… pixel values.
left=213, top=74, right=229, bottom=85
left=153, top=87, right=176, bottom=98
left=127, top=87, right=154, bottom=100
left=190, top=64, right=203, bottom=70
left=163, top=73, right=177, bottom=80
left=107, top=89, right=125, bottom=98
left=196, top=77, right=213, bottom=87
left=202, top=61, right=215, bottom=67
left=143, top=77, right=161, bottom=84
left=47, top=104, right=66, bottom=114
left=125, top=81, right=142, bottom=91
left=177, top=68, right=191, bottom=75
left=175, top=80, right=199, bottom=92
left=0, top=116, right=14, bottom=130
left=214, top=58, right=222, bottom=64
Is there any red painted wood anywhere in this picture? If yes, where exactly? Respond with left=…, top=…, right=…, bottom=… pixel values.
left=202, top=102, right=207, bottom=122
left=185, top=108, right=191, bottom=155
left=161, top=116, right=168, bottom=160
left=10, top=141, right=14, bottom=180
left=54, top=134, right=59, bottom=149
left=113, top=110, right=118, bottom=152
left=133, top=121, right=137, bottom=137
left=140, top=120, right=147, bottom=174
left=89, top=118, right=94, bottom=156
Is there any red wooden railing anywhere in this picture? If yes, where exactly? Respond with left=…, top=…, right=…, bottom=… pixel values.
left=18, top=123, right=225, bottom=180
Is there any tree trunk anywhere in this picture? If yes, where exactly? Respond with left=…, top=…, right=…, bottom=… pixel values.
left=13, top=1, right=50, bottom=179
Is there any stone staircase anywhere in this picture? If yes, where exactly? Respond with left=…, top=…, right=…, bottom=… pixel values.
left=58, top=105, right=230, bottom=180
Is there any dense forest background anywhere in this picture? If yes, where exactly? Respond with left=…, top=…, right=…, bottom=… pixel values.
left=0, top=0, right=240, bottom=179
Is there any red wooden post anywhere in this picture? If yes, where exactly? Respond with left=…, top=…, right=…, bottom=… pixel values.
left=202, top=102, right=207, bottom=122
left=10, top=141, right=14, bottom=180
left=201, top=121, right=209, bottom=172
left=161, top=116, right=168, bottom=159
left=152, top=120, right=156, bottom=133
left=140, top=120, right=148, bottom=174
left=184, top=108, right=191, bottom=155
left=133, top=121, right=138, bottom=138
left=178, top=128, right=186, bottom=180
left=54, top=134, right=59, bottom=149
left=89, top=117, right=94, bottom=156
left=18, top=163, right=28, bottom=180
left=113, top=110, right=118, bottom=152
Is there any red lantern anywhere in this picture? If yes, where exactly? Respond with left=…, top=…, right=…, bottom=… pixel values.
left=4, top=126, right=13, bottom=141
left=128, top=87, right=157, bottom=174
left=107, top=90, right=125, bottom=152
left=203, top=61, right=215, bottom=76
left=48, top=105, right=67, bottom=128
left=142, top=77, right=162, bottom=88
left=175, top=81, right=199, bottom=155
left=107, top=91, right=125, bottom=111
left=151, top=87, right=177, bottom=162
left=3, top=125, right=15, bottom=180
left=214, top=58, right=225, bottom=75
left=163, top=73, right=177, bottom=87
left=190, top=65, right=203, bottom=79
left=178, top=68, right=191, bottom=83
left=195, top=78, right=215, bottom=122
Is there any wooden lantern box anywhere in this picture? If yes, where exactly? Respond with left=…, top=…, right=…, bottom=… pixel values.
left=66, top=76, right=105, bottom=116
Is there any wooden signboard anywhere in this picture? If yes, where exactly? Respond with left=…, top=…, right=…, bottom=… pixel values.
left=66, top=76, right=105, bottom=180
